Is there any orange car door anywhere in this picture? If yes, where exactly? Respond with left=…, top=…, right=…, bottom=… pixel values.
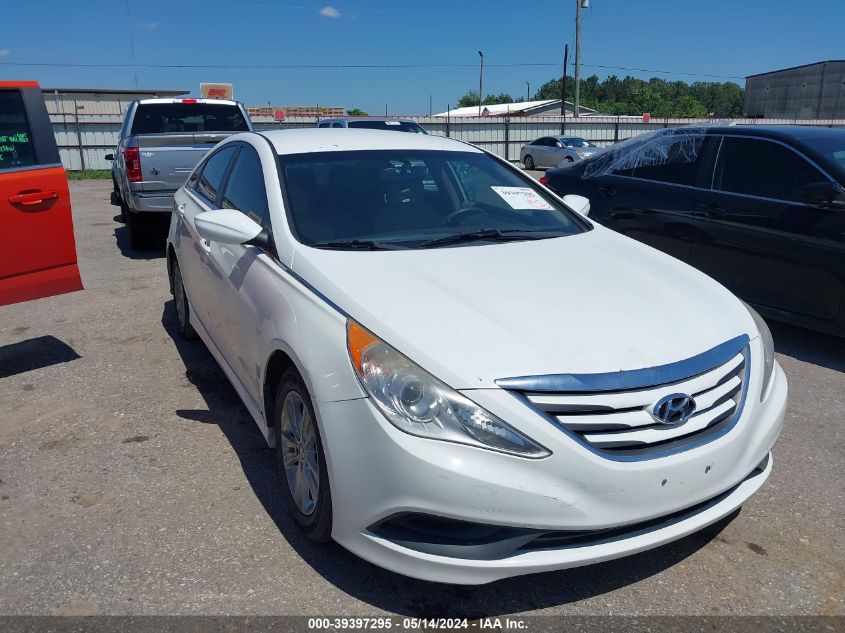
left=0, top=81, right=82, bottom=306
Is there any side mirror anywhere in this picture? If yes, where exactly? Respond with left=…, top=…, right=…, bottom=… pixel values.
left=799, top=181, right=845, bottom=208
left=104, top=153, right=114, bottom=161
left=562, top=194, right=590, bottom=217
left=194, top=209, right=263, bottom=245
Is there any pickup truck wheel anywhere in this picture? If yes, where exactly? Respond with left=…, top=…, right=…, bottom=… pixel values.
left=172, top=260, right=197, bottom=340
left=274, top=369, right=333, bottom=542
left=127, top=212, right=154, bottom=250
left=119, top=199, right=128, bottom=223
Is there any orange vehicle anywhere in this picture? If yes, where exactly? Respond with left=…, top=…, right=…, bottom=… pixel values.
left=0, top=81, right=82, bottom=306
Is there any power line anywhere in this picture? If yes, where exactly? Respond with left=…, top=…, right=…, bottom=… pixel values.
left=0, top=60, right=745, bottom=79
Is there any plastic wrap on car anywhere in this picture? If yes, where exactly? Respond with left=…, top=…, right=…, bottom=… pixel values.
left=581, top=127, right=708, bottom=179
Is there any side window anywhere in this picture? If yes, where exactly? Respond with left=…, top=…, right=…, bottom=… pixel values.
left=332, top=122, right=344, bottom=128
left=612, top=134, right=703, bottom=185
left=221, top=145, right=270, bottom=227
left=194, top=145, right=237, bottom=205
left=713, top=137, right=827, bottom=203
left=0, top=89, right=37, bottom=170
left=318, top=122, right=330, bottom=128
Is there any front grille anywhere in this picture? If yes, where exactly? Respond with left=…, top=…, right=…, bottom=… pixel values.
left=499, top=336, right=750, bottom=458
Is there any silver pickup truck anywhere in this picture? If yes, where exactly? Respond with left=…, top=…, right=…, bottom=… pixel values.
left=107, top=98, right=253, bottom=249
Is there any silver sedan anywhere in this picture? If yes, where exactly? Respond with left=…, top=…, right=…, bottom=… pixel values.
left=521, top=136, right=598, bottom=169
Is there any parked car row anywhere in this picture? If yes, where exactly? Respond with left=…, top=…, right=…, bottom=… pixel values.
left=542, top=125, right=845, bottom=337
left=11, top=89, right=829, bottom=584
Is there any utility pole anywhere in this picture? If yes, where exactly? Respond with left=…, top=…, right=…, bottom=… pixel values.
left=477, top=51, right=484, bottom=116
left=526, top=82, right=530, bottom=102
left=429, top=94, right=432, bottom=117
left=574, top=0, right=588, bottom=117
left=561, top=43, right=569, bottom=132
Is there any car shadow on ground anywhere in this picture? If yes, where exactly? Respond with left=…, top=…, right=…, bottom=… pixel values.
left=0, top=335, right=81, bottom=379
left=161, top=300, right=739, bottom=616
left=770, top=321, right=845, bottom=373
left=113, top=221, right=169, bottom=260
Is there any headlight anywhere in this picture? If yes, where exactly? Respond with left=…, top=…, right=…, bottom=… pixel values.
left=347, top=320, right=550, bottom=458
left=742, top=302, right=775, bottom=400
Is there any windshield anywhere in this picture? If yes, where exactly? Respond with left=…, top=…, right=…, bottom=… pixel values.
left=347, top=120, right=427, bottom=134
left=801, top=135, right=845, bottom=171
left=130, top=103, right=250, bottom=134
left=279, top=150, right=588, bottom=249
left=563, top=138, right=595, bottom=148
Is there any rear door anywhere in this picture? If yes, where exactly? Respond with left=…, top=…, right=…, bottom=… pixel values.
left=584, top=132, right=709, bottom=263
left=0, top=81, right=82, bottom=306
left=176, top=143, right=239, bottom=336
left=691, top=135, right=844, bottom=321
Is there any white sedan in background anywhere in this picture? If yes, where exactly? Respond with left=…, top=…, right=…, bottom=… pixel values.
left=167, top=129, right=786, bottom=584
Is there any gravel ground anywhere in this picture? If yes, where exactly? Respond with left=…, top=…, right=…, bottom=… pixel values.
left=0, top=180, right=842, bottom=617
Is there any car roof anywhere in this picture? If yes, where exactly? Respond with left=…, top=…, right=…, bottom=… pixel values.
left=654, top=124, right=845, bottom=142
left=136, top=98, right=240, bottom=106
left=261, top=128, right=480, bottom=155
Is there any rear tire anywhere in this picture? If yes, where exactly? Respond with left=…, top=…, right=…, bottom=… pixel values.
left=171, top=260, right=197, bottom=340
left=274, top=369, right=333, bottom=543
left=523, top=155, right=535, bottom=170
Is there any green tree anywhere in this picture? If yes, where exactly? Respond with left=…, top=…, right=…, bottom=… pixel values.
left=510, top=74, right=745, bottom=117
left=457, top=91, right=519, bottom=108
left=346, top=108, right=368, bottom=116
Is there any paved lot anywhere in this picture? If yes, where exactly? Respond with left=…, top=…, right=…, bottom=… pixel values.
left=0, top=180, right=843, bottom=616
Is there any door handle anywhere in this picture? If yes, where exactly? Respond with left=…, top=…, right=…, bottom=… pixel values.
left=599, top=186, right=616, bottom=197
left=9, top=190, right=58, bottom=206
left=176, top=203, right=186, bottom=218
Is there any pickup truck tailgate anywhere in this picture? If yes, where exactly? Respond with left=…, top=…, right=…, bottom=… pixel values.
left=134, top=133, right=229, bottom=192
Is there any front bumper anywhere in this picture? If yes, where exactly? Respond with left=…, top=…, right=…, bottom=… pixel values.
left=316, top=361, right=786, bottom=584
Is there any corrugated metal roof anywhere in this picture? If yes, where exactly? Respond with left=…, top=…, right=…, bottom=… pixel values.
left=434, top=99, right=597, bottom=117
left=745, top=60, right=845, bottom=79
left=42, top=87, right=189, bottom=96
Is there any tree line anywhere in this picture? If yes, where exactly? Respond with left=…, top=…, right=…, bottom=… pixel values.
left=457, top=74, right=745, bottom=117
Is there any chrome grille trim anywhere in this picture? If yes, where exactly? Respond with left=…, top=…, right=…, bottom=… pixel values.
left=500, top=335, right=751, bottom=459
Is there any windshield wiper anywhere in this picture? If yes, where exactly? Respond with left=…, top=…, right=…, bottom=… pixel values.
left=311, top=239, right=404, bottom=251
left=419, top=228, right=563, bottom=248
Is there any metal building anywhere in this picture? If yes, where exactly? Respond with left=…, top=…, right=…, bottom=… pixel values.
left=44, top=87, right=189, bottom=170
left=744, top=61, right=845, bottom=119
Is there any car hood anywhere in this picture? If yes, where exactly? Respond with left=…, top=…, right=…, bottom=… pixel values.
left=291, top=227, right=756, bottom=389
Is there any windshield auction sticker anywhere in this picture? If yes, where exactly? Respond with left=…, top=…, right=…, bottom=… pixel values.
left=490, top=186, right=554, bottom=210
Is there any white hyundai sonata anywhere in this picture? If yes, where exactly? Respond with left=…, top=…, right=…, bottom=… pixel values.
left=166, top=128, right=787, bottom=584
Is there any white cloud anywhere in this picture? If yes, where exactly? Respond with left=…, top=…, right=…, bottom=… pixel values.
left=0, top=49, right=10, bottom=57
left=137, top=21, right=158, bottom=30
left=320, top=6, right=340, bottom=18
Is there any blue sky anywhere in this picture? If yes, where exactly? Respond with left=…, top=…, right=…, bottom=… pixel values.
left=1, top=0, right=843, bottom=114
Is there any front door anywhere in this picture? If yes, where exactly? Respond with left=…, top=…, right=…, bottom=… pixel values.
left=691, top=135, right=845, bottom=322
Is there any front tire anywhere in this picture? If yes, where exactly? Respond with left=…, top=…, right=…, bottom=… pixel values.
left=172, top=260, right=197, bottom=340
left=523, top=155, right=535, bottom=170
left=274, top=369, right=333, bottom=542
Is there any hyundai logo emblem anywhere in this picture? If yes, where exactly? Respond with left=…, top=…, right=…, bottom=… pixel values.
left=652, top=393, right=696, bottom=426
